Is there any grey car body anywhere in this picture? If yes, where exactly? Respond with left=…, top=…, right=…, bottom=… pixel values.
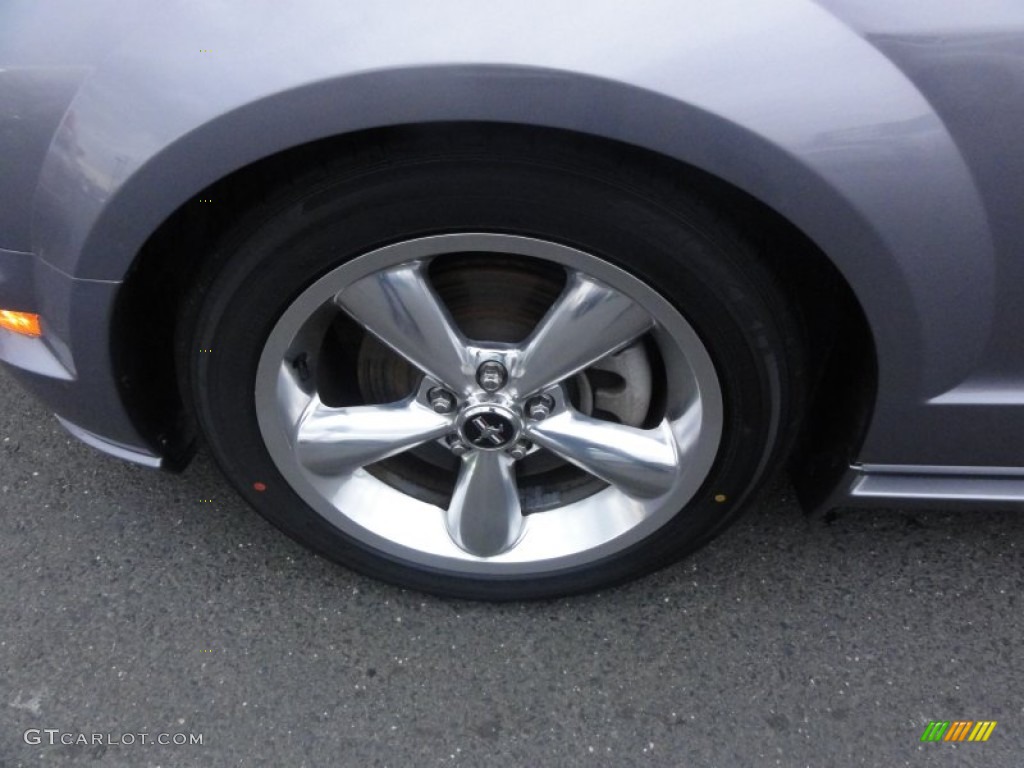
left=2, top=0, right=1024, bottom=513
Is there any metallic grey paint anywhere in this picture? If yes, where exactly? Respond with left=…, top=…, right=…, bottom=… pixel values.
left=1, top=0, right=1023, bottom=507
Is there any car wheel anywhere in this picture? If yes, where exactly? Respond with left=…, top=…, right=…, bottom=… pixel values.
left=179, top=130, right=805, bottom=599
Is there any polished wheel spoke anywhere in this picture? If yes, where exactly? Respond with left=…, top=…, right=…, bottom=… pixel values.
left=296, top=396, right=453, bottom=476
left=446, top=451, right=524, bottom=557
left=512, top=272, right=653, bottom=396
left=336, top=261, right=472, bottom=392
left=527, top=410, right=679, bottom=499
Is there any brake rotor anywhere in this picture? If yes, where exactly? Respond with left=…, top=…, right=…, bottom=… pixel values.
left=349, top=253, right=655, bottom=511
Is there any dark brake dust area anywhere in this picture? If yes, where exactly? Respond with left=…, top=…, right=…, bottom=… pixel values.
left=1, top=366, right=1022, bottom=767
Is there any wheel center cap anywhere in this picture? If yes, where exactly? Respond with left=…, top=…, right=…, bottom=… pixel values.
left=458, top=404, right=521, bottom=451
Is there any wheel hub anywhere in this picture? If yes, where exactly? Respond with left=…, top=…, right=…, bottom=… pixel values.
left=458, top=403, right=521, bottom=451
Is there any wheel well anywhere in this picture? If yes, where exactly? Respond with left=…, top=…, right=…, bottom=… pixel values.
left=112, top=121, right=876, bottom=495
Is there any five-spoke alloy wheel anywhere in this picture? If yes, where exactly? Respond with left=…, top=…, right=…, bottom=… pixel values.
left=255, top=234, right=722, bottom=569
left=182, top=130, right=803, bottom=599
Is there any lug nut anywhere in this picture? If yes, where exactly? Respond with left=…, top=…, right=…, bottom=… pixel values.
left=428, top=388, right=457, bottom=414
left=526, top=394, right=555, bottom=421
left=507, top=440, right=532, bottom=460
left=447, top=436, right=470, bottom=457
left=476, top=360, right=508, bottom=393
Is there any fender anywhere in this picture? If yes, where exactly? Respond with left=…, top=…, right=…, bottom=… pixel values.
left=29, top=0, right=996, bottom=466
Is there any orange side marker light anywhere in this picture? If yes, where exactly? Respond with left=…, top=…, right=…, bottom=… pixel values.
left=0, top=310, right=41, bottom=337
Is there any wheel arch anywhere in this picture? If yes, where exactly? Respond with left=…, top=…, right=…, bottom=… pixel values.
left=29, top=5, right=992, bottom=479
left=112, top=120, right=875, bottom=489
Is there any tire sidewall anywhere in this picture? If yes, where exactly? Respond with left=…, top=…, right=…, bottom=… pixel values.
left=183, top=149, right=793, bottom=599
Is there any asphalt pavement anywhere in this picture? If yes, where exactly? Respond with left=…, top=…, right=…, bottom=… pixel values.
left=1, top=365, right=1022, bottom=767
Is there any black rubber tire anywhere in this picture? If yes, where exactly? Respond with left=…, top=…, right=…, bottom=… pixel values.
left=178, top=126, right=805, bottom=600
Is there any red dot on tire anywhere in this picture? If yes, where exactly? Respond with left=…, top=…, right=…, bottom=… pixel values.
left=253, top=482, right=267, bottom=492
